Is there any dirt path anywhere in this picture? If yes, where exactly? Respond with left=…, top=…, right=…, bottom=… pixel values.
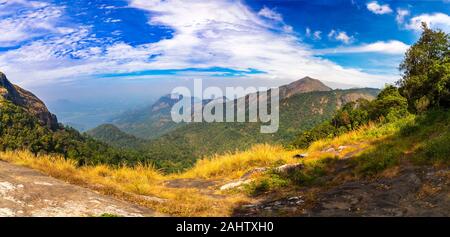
left=0, top=161, right=159, bottom=217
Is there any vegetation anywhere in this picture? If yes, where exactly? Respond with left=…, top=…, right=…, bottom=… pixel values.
left=0, top=100, right=150, bottom=166
left=0, top=149, right=248, bottom=216
left=398, top=23, right=450, bottom=112
left=85, top=124, right=145, bottom=150
left=2, top=109, right=447, bottom=216
left=257, top=25, right=450, bottom=193
left=292, top=85, right=408, bottom=148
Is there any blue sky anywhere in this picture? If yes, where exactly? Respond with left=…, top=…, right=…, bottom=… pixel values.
left=0, top=0, right=449, bottom=101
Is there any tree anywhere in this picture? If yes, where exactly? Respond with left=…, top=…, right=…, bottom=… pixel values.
left=398, top=23, right=450, bottom=112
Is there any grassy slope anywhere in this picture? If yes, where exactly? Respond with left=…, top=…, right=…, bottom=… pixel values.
left=2, top=110, right=447, bottom=216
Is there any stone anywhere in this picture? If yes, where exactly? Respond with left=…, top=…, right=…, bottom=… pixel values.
left=275, top=163, right=304, bottom=173
left=220, top=179, right=253, bottom=191
left=288, top=196, right=302, bottom=201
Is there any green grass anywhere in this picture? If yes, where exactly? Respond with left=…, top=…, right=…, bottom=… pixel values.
left=353, top=110, right=449, bottom=175
left=245, top=173, right=290, bottom=196
left=241, top=109, right=450, bottom=196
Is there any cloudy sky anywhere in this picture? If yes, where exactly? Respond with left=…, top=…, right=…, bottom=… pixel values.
left=0, top=0, right=449, bottom=103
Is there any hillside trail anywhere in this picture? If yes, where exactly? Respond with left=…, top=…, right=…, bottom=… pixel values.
left=0, top=160, right=160, bottom=217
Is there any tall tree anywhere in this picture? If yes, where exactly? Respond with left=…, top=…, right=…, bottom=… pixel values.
left=398, top=23, right=450, bottom=112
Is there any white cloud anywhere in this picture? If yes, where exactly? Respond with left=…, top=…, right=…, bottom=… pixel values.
left=327, top=30, right=336, bottom=38
left=317, top=40, right=409, bottom=55
left=305, top=28, right=321, bottom=40
left=328, top=30, right=353, bottom=44
left=336, top=32, right=352, bottom=44
left=0, top=0, right=398, bottom=88
left=0, top=1, right=66, bottom=47
left=313, top=31, right=322, bottom=40
left=258, top=6, right=282, bottom=22
left=396, top=8, right=410, bottom=24
left=406, top=13, right=450, bottom=32
left=305, top=27, right=311, bottom=37
left=367, top=1, right=393, bottom=15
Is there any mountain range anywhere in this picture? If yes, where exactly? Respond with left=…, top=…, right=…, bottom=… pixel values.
left=87, top=77, right=379, bottom=172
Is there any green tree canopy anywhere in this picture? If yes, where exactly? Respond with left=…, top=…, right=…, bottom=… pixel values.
left=398, top=23, right=450, bottom=112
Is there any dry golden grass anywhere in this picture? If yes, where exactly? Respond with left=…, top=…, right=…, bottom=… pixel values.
left=180, top=144, right=301, bottom=180
left=0, top=150, right=248, bottom=216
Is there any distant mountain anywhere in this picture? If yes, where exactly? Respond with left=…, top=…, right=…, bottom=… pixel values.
left=89, top=77, right=380, bottom=172
left=46, top=98, right=152, bottom=132
left=85, top=124, right=144, bottom=149
left=279, top=76, right=332, bottom=99
left=110, top=94, right=213, bottom=139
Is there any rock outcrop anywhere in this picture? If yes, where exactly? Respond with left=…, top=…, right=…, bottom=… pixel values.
left=0, top=72, right=59, bottom=130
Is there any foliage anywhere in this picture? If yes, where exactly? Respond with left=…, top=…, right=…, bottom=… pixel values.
left=245, top=173, right=289, bottom=196
left=0, top=100, right=149, bottom=166
left=292, top=85, right=408, bottom=148
left=1, top=109, right=448, bottom=216
left=398, top=23, right=450, bottom=112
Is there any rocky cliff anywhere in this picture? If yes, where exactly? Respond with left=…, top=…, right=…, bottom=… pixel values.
left=0, top=72, right=59, bottom=130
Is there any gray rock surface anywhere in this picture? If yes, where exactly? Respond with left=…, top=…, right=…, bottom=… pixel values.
left=0, top=160, right=159, bottom=217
